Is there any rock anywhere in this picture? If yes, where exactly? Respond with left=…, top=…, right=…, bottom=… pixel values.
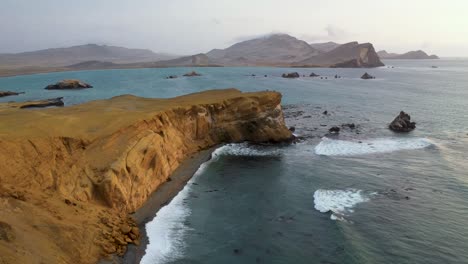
left=341, top=123, right=356, bottom=129
left=322, top=110, right=328, bottom=115
left=389, top=111, right=416, bottom=132
left=0, top=91, right=24, bottom=98
left=166, top=75, right=178, bottom=79
left=309, top=72, right=320, bottom=77
left=431, top=66, right=438, bottom=68
left=0, top=221, right=15, bottom=242
left=264, top=75, right=268, bottom=77
left=183, top=71, right=202, bottom=77
left=130, top=227, right=140, bottom=236
left=45, top=80, right=92, bottom=90
left=288, top=126, right=296, bottom=133
left=120, top=224, right=132, bottom=234
left=282, top=72, right=300, bottom=78
left=329, top=126, right=340, bottom=133
left=361, top=72, right=375, bottom=79
left=17, top=97, right=65, bottom=109
left=233, top=249, right=242, bottom=255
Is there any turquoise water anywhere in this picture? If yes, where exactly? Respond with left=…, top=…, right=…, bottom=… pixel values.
left=2, top=60, right=468, bottom=264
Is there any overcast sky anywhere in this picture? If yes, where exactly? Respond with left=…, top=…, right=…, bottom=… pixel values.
left=1, top=0, right=468, bottom=56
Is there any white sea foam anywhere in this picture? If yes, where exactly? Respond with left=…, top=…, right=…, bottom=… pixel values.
left=141, top=143, right=278, bottom=264
left=213, top=143, right=281, bottom=157
left=141, top=157, right=214, bottom=264
left=313, top=189, right=371, bottom=221
left=315, top=137, right=433, bottom=156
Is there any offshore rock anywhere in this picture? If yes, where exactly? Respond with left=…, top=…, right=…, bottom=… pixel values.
left=389, top=111, right=416, bottom=132
left=45, top=79, right=92, bottom=90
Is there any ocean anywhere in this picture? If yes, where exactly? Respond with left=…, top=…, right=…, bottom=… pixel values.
left=1, top=59, right=468, bottom=264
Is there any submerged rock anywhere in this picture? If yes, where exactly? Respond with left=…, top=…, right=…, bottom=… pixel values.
left=0, top=91, right=24, bottom=97
left=166, top=75, right=178, bottom=79
left=282, top=72, right=300, bottom=78
left=45, top=80, right=92, bottom=90
left=389, top=111, right=416, bottom=132
left=361, top=72, right=375, bottom=79
left=183, top=71, right=202, bottom=77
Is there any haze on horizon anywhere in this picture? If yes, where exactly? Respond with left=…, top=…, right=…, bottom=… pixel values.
left=1, top=0, right=467, bottom=57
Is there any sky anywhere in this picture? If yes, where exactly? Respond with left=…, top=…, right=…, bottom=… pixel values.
left=1, top=0, right=468, bottom=57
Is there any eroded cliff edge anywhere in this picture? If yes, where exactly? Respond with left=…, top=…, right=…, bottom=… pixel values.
left=0, top=89, right=292, bottom=264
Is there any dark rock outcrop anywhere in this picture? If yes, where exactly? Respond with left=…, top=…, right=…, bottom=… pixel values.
left=166, top=75, right=178, bottom=79
left=282, top=72, right=300, bottom=78
left=183, top=71, right=202, bottom=77
left=329, top=126, right=340, bottom=133
left=45, top=80, right=92, bottom=90
left=19, top=97, right=65, bottom=109
left=361, top=72, right=375, bottom=79
left=0, top=91, right=24, bottom=97
left=389, top=111, right=416, bottom=132
left=310, top=73, right=320, bottom=77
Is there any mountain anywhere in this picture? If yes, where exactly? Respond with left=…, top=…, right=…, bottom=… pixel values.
left=309, top=42, right=341, bottom=52
left=296, top=41, right=384, bottom=67
left=0, top=44, right=178, bottom=68
left=378, top=50, right=439, bottom=59
left=205, top=34, right=320, bottom=66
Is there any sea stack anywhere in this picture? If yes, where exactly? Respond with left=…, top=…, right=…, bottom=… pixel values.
left=361, top=72, right=375, bottom=79
left=0, top=91, right=24, bottom=97
left=282, top=72, right=300, bottom=78
left=45, top=80, right=93, bottom=90
left=183, top=71, right=202, bottom=77
left=389, top=111, right=416, bottom=132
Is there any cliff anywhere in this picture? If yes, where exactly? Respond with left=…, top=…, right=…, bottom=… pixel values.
left=0, top=89, right=292, bottom=264
left=295, top=42, right=385, bottom=68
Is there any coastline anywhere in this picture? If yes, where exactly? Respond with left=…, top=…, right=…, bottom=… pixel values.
left=100, top=148, right=217, bottom=264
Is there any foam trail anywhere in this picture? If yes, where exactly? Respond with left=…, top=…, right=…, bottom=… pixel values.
left=315, top=137, right=433, bottom=156
left=141, top=143, right=278, bottom=264
left=213, top=143, right=281, bottom=157
left=141, top=154, right=218, bottom=264
left=313, top=189, right=371, bottom=221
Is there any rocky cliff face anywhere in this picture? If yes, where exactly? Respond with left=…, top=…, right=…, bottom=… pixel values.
left=0, top=89, right=292, bottom=263
left=296, top=42, right=384, bottom=68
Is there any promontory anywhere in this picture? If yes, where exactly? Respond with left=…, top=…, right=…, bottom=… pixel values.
left=0, top=89, right=292, bottom=264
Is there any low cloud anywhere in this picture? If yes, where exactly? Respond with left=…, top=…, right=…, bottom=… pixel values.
left=301, top=25, right=353, bottom=43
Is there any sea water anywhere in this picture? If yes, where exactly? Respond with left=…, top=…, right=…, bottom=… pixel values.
left=2, top=59, right=468, bottom=264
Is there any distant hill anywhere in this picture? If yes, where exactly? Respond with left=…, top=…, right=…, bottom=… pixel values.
left=296, top=42, right=384, bottom=67
left=378, top=50, right=439, bottom=59
left=205, top=34, right=320, bottom=66
left=159, top=34, right=382, bottom=68
left=309, top=42, right=341, bottom=52
left=0, top=44, right=178, bottom=68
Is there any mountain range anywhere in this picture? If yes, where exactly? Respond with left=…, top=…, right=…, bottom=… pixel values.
left=0, top=34, right=440, bottom=77
left=377, top=50, right=439, bottom=59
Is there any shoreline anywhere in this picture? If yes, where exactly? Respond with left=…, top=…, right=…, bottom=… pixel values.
left=100, top=147, right=217, bottom=264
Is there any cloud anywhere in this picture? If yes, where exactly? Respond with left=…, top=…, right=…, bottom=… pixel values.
left=230, top=31, right=287, bottom=43
left=300, top=25, right=353, bottom=43
left=210, top=18, right=221, bottom=25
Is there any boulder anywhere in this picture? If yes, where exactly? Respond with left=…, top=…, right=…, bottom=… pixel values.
left=309, top=73, right=320, bottom=77
left=183, top=71, right=202, bottom=77
left=45, top=80, right=92, bottom=90
left=361, top=72, right=375, bottom=79
left=0, top=91, right=24, bottom=97
left=329, top=126, right=340, bottom=133
left=282, top=72, right=300, bottom=78
left=389, top=111, right=416, bottom=132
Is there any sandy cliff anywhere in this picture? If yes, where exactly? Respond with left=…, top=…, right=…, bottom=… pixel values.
left=0, top=89, right=292, bottom=264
